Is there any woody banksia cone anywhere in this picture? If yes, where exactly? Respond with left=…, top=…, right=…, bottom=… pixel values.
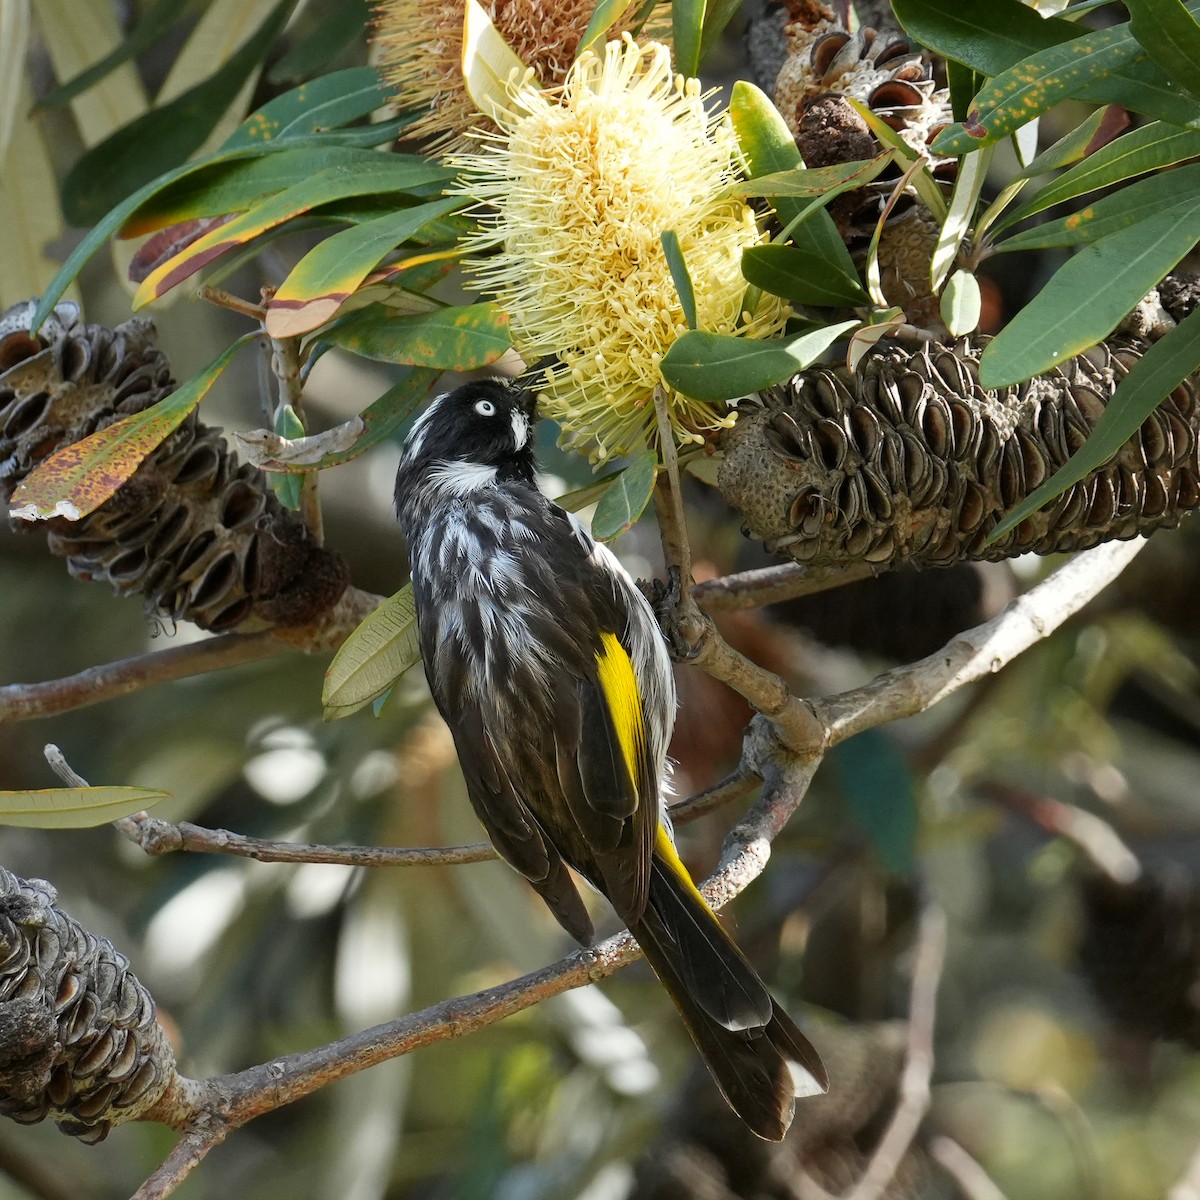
left=0, top=301, right=349, bottom=632
left=719, top=333, right=1200, bottom=572
left=0, top=865, right=177, bottom=1143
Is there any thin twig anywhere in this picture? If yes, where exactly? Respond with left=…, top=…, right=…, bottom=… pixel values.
left=841, top=904, right=947, bottom=1200
left=652, top=385, right=693, bottom=590
left=198, top=286, right=265, bottom=322
left=929, top=1136, right=1008, bottom=1200
left=130, top=1127, right=228, bottom=1200
left=694, top=561, right=875, bottom=614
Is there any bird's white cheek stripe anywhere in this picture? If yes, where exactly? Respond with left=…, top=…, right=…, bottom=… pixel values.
left=511, top=410, right=529, bottom=450
left=429, top=461, right=498, bottom=496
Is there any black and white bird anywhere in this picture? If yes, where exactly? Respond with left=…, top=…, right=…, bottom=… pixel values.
left=394, top=378, right=827, bottom=1140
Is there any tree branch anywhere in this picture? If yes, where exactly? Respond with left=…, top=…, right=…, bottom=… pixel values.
left=693, top=561, right=875, bottom=614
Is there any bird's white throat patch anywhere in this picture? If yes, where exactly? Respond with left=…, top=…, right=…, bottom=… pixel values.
left=429, top=461, right=498, bottom=496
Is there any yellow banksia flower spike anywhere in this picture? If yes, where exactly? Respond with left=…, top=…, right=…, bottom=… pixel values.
left=454, top=35, right=791, bottom=461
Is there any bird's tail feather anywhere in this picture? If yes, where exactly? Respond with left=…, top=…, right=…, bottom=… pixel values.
left=627, top=850, right=827, bottom=1141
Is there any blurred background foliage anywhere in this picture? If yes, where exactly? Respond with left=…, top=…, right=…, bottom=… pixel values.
left=6, top=1, right=1200, bottom=1198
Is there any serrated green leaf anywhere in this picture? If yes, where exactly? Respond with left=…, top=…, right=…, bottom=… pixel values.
left=931, top=26, right=1142, bottom=157
left=661, top=230, right=698, bottom=330
left=940, top=269, right=981, bottom=336
left=221, top=67, right=389, bottom=152
left=60, top=0, right=298, bottom=226
left=8, top=333, right=255, bottom=521
left=980, top=204, right=1200, bottom=388
left=0, top=786, right=172, bottom=828
left=999, top=122, right=1200, bottom=232
left=269, top=0, right=370, bottom=81
left=323, top=585, right=421, bottom=720
left=265, top=197, right=464, bottom=337
left=1127, top=0, right=1200, bottom=101
left=741, top=244, right=868, bottom=307
left=831, top=733, right=916, bottom=875
left=728, top=81, right=861, bottom=281
left=673, top=0, right=705, bottom=77
left=996, top=161, right=1200, bottom=253
left=591, top=450, right=658, bottom=541
left=322, top=302, right=512, bottom=370
left=989, top=304, right=1200, bottom=541
left=661, top=322, right=858, bottom=401
left=35, top=0, right=188, bottom=112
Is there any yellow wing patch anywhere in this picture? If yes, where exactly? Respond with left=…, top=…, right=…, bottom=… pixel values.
left=595, top=631, right=647, bottom=794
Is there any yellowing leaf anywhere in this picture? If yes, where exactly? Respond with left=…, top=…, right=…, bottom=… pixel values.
left=323, top=585, right=421, bottom=720
left=462, top=0, right=531, bottom=124
left=0, top=0, right=30, bottom=157
left=0, top=786, right=171, bottom=828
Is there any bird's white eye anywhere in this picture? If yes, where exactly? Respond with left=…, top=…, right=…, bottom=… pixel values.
left=475, top=399, right=496, bottom=416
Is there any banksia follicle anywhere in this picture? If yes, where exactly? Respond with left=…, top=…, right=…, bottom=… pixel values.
left=0, top=866, right=177, bottom=1143
left=0, top=301, right=349, bottom=632
left=719, top=335, right=1200, bottom=571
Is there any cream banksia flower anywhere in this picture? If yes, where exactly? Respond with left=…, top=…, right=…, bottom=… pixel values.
left=455, top=36, right=791, bottom=460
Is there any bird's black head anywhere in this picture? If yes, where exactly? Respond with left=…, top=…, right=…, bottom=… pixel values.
left=394, top=379, right=538, bottom=512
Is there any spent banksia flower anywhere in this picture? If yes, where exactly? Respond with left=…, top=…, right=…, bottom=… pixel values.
left=455, top=36, right=790, bottom=460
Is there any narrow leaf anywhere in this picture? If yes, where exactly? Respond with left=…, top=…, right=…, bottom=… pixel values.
left=996, top=161, right=1200, bottom=254
left=660, top=322, right=858, bottom=401
left=221, top=67, right=389, bottom=152
left=60, top=0, right=298, bottom=226
left=673, top=0, right=705, bottom=77
left=1000, top=122, right=1200, bottom=232
left=661, top=230, right=698, bottom=330
left=931, top=26, right=1142, bottom=157
left=733, top=156, right=893, bottom=198
left=980, top=204, right=1200, bottom=388
left=269, top=0, right=370, bottom=81
left=741, top=244, right=868, bottom=307
left=1015, top=104, right=1128, bottom=179
left=578, top=0, right=633, bottom=55
left=846, top=98, right=946, bottom=219
left=322, top=303, right=512, bottom=370
left=1127, top=0, right=1200, bottom=101
left=727, top=81, right=860, bottom=280
left=930, top=144, right=990, bottom=291
left=0, top=0, right=31, bottom=157
left=0, top=786, right=172, bottom=828
left=940, top=269, right=981, bottom=336
left=553, top=468, right=628, bottom=513
left=133, top=158, right=454, bottom=306
left=323, top=585, right=421, bottom=719
left=698, top=0, right=743, bottom=64
left=946, top=58, right=983, bottom=123
left=989, top=304, right=1200, bottom=540
left=462, top=0, right=530, bottom=123
left=266, top=197, right=464, bottom=337
left=591, top=450, right=659, bottom=541
left=271, top=404, right=305, bottom=510
left=8, top=333, right=254, bottom=521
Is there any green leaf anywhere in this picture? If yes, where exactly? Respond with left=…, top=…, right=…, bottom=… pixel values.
left=221, top=67, right=389, bottom=152
left=553, top=468, right=628, bottom=513
left=999, top=122, right=1200, bottom=232
left=699, top=0, right=743, bottom=64
left=946, top=58, right=984, bottom=123
left=133, top=157, right=455, bottom=305
left=1127, top=0, right=1200, bottom=101
left=1015, top=105, right=1128, bottom=179
left=996, top=161, right=1200, bottom=253
left=591, top=450, right=659, bottom=541
left=931, top=26, right=1143, bottom=156
left=661, top=230, right=698, bottom=330
left=733, top=156, right=893, bottom=198
left=980, top=204, right=1200, bottom=388
left=931, top=144, right=990, bottom=291
left=269, top=0, right=371, bottom=81
left=8, top=333, right=255, bottom=521
left=60, top=0, right=298, bottom=226
left=35, top=0, right=190, bottom=111
left=323, top=586, right=421, bottom=720
left=578, top=0, right=634, bottom=55
left=322, top=303, right=512, bottom=370
left=727, top=81, right=861, bottom=281
left=0, top=786, right=173, bottom=829
left=673, top=0, right=705, bottom=77
left=271, top=404, right=305, bottom=510
left=989, top=304, right=1200, bottom=541
left=831, top=733, right=916, bottom=875
left=741, top=244, right=868, bottom=307
left=265, top=197, right=465, bottom=337
left=660, top=322, right=858, bottom=401
left=940, top=269, right=981, bottom=337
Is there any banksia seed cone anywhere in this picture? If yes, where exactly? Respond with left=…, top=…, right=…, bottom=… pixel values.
left=0, top=866, right=176, bottom=1143
left=1078, top=867, right=1200, bottom=1048
left=719, top=336, right=1200, bottom=572
left=0, top=301, right=349, bottom=632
